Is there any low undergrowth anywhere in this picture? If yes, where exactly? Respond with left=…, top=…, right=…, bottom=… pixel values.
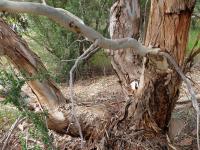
left=0, top=68, right=53, bottom=150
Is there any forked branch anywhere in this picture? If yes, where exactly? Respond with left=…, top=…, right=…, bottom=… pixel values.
left=69, top=41, right=99, bottom=148
left=0, top=0, right=157, bottom=56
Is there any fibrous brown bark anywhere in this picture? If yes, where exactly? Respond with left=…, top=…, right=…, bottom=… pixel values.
left=107, top=0, right=195, bottom=149
left=0, top=0, right=196, bottom=149
left=142, top=0, right=194, bottom=128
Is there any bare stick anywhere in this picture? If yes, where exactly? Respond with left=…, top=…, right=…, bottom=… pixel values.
left=35, top=97, right=49, bottom=133
left=2, top=115, right=25, bottom=150
left=69, top=40, right=99, bottom=148
left=160, top=52, right=200, bottom=150
left=25, top=131, right=28, bottom=149
left=176, top=94, right=200, bottom=105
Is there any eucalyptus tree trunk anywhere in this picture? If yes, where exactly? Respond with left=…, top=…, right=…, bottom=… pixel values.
left=109, top=0, right=142, bottom=96
left=0, top=0, right=196, bottom=149
left=107, top=0, right=195, bottom=149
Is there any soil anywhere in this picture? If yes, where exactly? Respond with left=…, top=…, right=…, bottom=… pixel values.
left=1, top=66, right=200, bottom=149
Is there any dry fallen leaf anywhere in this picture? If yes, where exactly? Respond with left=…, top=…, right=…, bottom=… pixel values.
left=179, top=137, right=193, bottom=146
left=168, top=118, right=185, bottom=140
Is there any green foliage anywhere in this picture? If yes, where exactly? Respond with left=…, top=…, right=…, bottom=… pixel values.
left=89, top=51, right=112, bottom=73
left=2, top=0, right=199, bottom=82
left=188, top=1, right=200, bottom=50
left=188, top=28, right=200, bottom=50
left=187, top=1, right=200, bottom=52
left=0, top=106, right=19, bottom=130
left=0, top=12, right=29, bottom=34
left=23, top=0, right=114, bottom=82
left=0, top=69, right=52, bottom=149
left=19, top=134, right=27, bottom=150
left=0, top=69, right=25, bottom=108
left=25, top=111, right=50, bottom=145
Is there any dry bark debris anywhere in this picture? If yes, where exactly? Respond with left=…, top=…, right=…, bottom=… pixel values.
left=0, top=0, right=198, bottom=149
left=1, top=116, right=25, bottom=150
left=0, top=68, right=200, bottom=149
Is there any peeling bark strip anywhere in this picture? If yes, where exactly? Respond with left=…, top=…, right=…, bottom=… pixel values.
left=109, top=0, right=143, bottom=96
left=145, top=0, right=195, bottom=65
left=140, top=0, right=195, bottom=132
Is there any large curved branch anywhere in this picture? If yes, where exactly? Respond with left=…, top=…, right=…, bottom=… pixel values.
left=48, top=104, right=112, bottom=138
left=0, top=0, right=154, bottom=56
left=0, top=18, right=67, bottom=112
left=0, top=18, right=113, bottom=138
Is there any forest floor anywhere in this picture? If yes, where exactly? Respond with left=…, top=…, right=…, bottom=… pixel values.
left=1, top=66, right=200, bottom=149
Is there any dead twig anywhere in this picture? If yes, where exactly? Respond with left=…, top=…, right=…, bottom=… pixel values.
left=1, top=115, right=25, bottom=150
left=160, top=52, right=200, bottom=150
left=185, top=33, right=200, bottom=68
left=35, top=97, right=49, bottom=135
left=176, top=94, right=200, bottom=105
left=69, top=40, right=99, bottom=148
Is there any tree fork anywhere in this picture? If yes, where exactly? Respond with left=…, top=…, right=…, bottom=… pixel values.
left=107, top=0, right=196, bottom=149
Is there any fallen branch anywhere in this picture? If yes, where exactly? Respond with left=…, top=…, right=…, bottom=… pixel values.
left=0, top=18, right=113, bottom=139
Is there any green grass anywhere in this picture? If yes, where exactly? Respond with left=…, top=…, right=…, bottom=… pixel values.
left=188, top=28, right=200, bottom=50
left=90, top=50, right=111, bottom=69
left=0, top=104, right=19, bottom=131
left=187, top=17, right=200, bottom=51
